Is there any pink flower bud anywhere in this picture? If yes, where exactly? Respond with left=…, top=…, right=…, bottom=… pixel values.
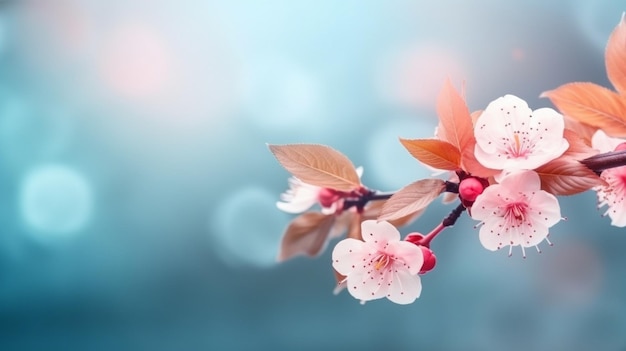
left=459, top=177, right=485, bottom=203
left=318, top=188, right=340, bottom=208
left=419, top=246, right=436, bottom=274
left=405, top=233, right=424, bottom=245
left=405, top=233, right=436, bottom=273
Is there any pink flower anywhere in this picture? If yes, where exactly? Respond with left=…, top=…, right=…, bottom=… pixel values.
left=332, top=220, right=423, bottom=304
left=471, top=170, right=561, bottom=257
left=474, top=95, right=569, bottom=172
left=276, top=168, right=363, bottom=215
left=592, top=130, right=626, bottom=227
left=276, top=176, right=328, bottom=213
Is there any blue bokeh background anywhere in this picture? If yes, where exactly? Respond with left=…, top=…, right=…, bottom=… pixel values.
left=1, top=1, right=625, bottom=350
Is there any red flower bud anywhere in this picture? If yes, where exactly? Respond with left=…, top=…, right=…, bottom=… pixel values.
left=405, top=233, right=424, bottom=246
left=459, top=177, right=485, bottom=203
left=419, top=246, right=436, bottom=274
left=404, top=233, right=437, bottom=274
left=318, top=188, right=341, bottom=208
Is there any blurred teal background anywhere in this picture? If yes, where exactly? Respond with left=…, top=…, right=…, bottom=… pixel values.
left=1, top=1, right=625, bottom=350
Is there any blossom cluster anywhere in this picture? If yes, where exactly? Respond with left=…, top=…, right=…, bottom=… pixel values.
left=268, top=14, right=626, bottom=304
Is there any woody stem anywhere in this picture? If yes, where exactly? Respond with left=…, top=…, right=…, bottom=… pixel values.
left=416, top=204, right=466, bottom=247
left=581, top=149, right=626, bottom=174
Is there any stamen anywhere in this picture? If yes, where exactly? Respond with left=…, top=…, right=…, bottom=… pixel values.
left=513, top=133, right=521, bottom=154
left=374, top=255, right=390, bottom=270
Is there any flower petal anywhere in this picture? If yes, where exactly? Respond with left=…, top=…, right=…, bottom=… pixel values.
left=591, top=129, right=625, bottom=153
left=478, top=218, right=507, bottom=251
left=387, top=269, right=422, bottom=304
left=498, top=170, right=542, bottom=193
left=360, top=220, right=400, bottom=244
left=276, top=197, right=318, bottom=213
left=276, top=177, right=320, bottom=213
left=345, top=265, right=385, bottom=302
left=387, top=240, right=424, bottom=275
left=527, top=190, right=561, bottom=228
left=597, top=167, right=626, bottom=227
left=332, top=238, right=366, bottom=276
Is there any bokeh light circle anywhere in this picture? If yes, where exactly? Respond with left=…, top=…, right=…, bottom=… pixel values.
left=19, top=165, right=94, bottom=237
left=211, top=186, right=289, bottom=268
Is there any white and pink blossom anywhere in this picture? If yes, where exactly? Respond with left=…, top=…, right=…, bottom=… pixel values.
left=276, top=167, right=363, bottom=215
left=276, top=176, right=327, bottom=213
left=474, top=95, right=569, bottom=172
left=592, top=130, right=626, bottom=227
left=332, top=220, right=423, bottom=304
left=471, top=170, right=561, bottom=257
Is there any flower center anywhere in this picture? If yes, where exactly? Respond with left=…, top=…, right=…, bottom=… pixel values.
left=507, top=132, right=529, bottom=158
left=505, top=202, right=528, bottom=222
left=373, top=253, right=392, bottom=270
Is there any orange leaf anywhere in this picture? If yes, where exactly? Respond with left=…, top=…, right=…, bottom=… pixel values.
left=378, top=179, right=446, bottom=222
left=268, top=144, right=361, bottom=192
left=277, top=212, right=336, bottom=261
left=541, top=82, right=626, bottom=137
left=562, top=129, right=600, bottom=159
left=400, top=138, right=461, bottom=170
left=606, top=13, right=626, bottom=94
left=564, top=117, right=597, bottom=146
left=536, top=158, right=605, bottom=196
left=436, top=79, right=474, bottom=151
left=460, top=138, right=499, bottom=178
left=470, top=110, right=483, bottom=125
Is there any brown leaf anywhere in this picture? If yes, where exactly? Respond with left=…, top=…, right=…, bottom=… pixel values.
left=361, top=199, right=424, bottom=227
left=268, top=144, right=361, bottom=192
left=541, top=82, right=626, bottom=137
left=400, top=138, right=461, bottom=170
left=346, top=211, right=362, bottom=241
left=277, top=212, right=336, bottom=261
left=562, top=129, right=600, bottom=159
left=436, top=79, right=475, bottom=152
left=606, top=13, right=626, bottom=95
left=536, top=158, right=606, bottom=196
left=378, top=179, right=446, bottom=222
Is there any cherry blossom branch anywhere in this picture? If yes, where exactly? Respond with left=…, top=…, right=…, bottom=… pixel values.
left=581, top=149, right=626, bottom=174
left=342, top=181, right=460, bottom=212
left=408, top=204, right=466, bottom=248
left=442, top=203, right=466, bottom=227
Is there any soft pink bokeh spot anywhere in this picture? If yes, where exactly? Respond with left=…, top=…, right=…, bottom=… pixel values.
left=99, top=22, right=175, bottom=99
left=378, top=44, right=467, bottom=109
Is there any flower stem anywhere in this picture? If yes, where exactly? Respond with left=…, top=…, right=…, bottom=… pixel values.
left=417, top=204, right=466, bottom=247
left=442, top=203, right=466, bottom=227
